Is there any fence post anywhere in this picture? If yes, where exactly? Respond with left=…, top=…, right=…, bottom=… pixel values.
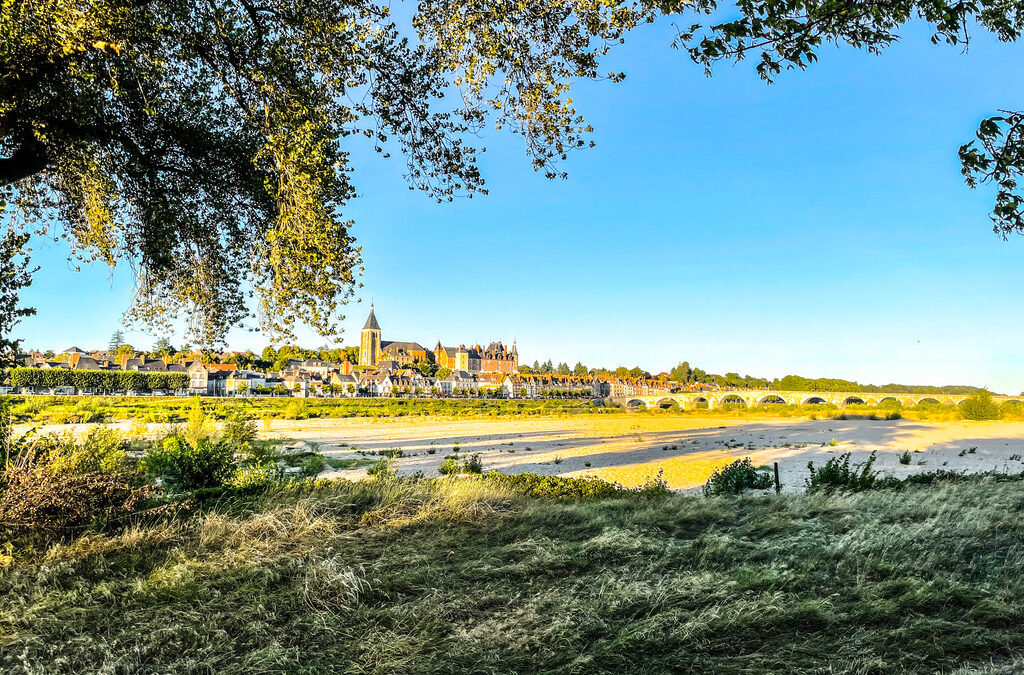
left=773, top=462, right=781, bottom=495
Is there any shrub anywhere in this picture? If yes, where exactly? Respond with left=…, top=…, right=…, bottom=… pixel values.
left=367, top=458, right=395, bottom=479
left=806, top=451, right=884, bottom=493
left=222, top=405, right=259, bottom=455
left=702, top=458, right=773, bottom=497
left=284, top=399, right=309, bottom=420
left=461, top=453, right=483, bottom=474
left=898, top=450, right=912, bottom=465
left=141, top=436, right=234, bottom=491
left=47, top=426, right=129, bottom=476
left=885, top=411, right=902, bottom=420
left=960, top=390, right=1000, bottom=420
left=438, top=457, right=459, bottom=475
left=183, top=398, right=212, bottom=447
left=480, top=472, right=667, bottom=500
left=0, top=452, right=158, bottom=535
left=300, top=454, right=327, bottom=477
left=227, top=460, right=283, bottom=490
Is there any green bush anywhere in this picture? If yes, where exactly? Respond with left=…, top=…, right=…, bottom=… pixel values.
left=898, top=450, right=912, bottom=465
left=300, top=454, right=327, bottom=477
left=702, top=458, right=773, bottom=497
left=806, top=451, right=885, bottom=493
left=438, top=457, right=459, bottom=475
left=222, top=405, right=258, bottom=455
left=47, top=426, right=129, bottom=476
left=885, top=411, right=902, bottom=420
left=367, top=457, right=395, bottom=479
left=960, top=391, right=1000, bottom=420
left=141, top=436, right=234, bottom=491
left=227, top=461, right=283, bottom=490
left=461, top=453, right=483, bottom=474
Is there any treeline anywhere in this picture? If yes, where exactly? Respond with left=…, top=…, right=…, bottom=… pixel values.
left=666, top=362, right=987, bottom=394
left=9, top=368, right=188, bottom=392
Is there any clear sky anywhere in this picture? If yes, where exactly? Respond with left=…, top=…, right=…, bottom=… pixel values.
left=15, top=17, right=1024, bottom=393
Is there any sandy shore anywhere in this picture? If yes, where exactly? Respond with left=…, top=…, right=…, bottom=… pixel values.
left=20, top=414, right=1024, bottom=492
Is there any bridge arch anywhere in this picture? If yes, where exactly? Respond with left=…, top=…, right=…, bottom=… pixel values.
left=842, top=396, right=866, bottom=407
left=916, top=397, right=942, bottom=406
left=719, top=394, right=747, bottom=409
left=655, top=397, right=680, bottom=410
left=625, top=398, right=645, bottom=408
left=690, top=396, right=709, bottom=410
left=878, top=396, right=901, bottom=408
left=758, top=394, right=786, bottom=406
left=802, top=396, right=828, bottom=406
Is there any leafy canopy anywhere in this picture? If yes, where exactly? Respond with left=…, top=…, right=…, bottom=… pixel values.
left=2, top=0, right=1024, bottom=348
left=1, top=0, right=649, bottom=344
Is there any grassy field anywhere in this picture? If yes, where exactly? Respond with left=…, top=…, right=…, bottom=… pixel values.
left=3, top=474, right=1024, bottom=673
left=7, top=394, right=1018, bottom=426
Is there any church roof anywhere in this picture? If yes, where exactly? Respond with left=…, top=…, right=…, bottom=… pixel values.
left=362, top=305, right=381, bottom=331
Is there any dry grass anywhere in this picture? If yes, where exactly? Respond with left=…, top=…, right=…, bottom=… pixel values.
left=3, top=475, right=1024, bottom=673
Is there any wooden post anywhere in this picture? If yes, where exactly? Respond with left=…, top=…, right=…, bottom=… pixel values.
left=773, top=462, right=781, bottom=495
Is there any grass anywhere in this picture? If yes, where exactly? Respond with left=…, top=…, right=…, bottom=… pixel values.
left=3, top=475, right=1024, bottom=672
left=11, top=395, right=1024, bottom=427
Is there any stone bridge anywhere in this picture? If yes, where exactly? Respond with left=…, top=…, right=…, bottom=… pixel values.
left=613, top=390, right=1024, bottom=410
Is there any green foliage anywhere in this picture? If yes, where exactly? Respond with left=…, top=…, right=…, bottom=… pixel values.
left=480, top=472, right=669, bottom=500
left=438, top=457, right=459, bottom=475
left=0, top=230, right=36, bottom=368
left=221, top=405, right=258, bottom=455
left=960, top=390, right=1001, bottom=420
left=141, top=436, right=234, bottom=492
left=183, top=398, right=212, bottom=447
left=367, top=458, right=395, bottom=480
left=8, top=368, right=187, bottom=393
left=461, top=453, right=483, bottom=474
left=702, top=458, right=773, bottom=496
left=806, top=452, right=884, bottom=493
left=299, top=454, right=327, bottom=478
left=898, top=450, right=913, bottom=465
left=47, top=427, right=129, bottom=476
left=227, top=461, right=283, bottom=491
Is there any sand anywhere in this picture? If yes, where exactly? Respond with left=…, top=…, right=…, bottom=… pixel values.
left=262, top=414, right=1024, bottom=492
left=21, top=414, right=1024, bottom=492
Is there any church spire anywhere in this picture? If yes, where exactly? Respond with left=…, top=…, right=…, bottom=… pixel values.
left=362, top=303, right=381, bottom=331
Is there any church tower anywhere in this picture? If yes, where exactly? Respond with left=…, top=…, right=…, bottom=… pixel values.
left=359, top=304, right=382, bottom=367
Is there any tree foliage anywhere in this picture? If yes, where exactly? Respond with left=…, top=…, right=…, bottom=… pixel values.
left=1, top=0, right=652, bottom=345
left=0, top=228, right=36, bottom=366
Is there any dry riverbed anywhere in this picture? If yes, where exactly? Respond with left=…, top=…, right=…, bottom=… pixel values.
left=32, top=413, right=1024, bottom=492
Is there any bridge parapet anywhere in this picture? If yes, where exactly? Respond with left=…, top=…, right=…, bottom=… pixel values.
left=613, top=390, right=1021, bottom=410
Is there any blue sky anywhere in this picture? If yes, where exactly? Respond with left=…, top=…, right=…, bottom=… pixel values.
left=16, top=17, right=1024, bottom=393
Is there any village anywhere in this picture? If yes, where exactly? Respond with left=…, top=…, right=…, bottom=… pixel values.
left=3, top=305, right=686, bottom=399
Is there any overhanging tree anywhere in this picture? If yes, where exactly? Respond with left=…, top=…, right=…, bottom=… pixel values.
left=3, top=0, right=1023, bottom=352
left=1, top=0, right=649, bottom=345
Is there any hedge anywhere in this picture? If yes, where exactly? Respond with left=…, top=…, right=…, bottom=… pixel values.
left=8, top=368, right=188, bottom=393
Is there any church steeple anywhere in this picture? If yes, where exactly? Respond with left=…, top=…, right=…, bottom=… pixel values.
left=363, top=303, right=381, bottom=331
left=359, top=304, right=382, bottom=367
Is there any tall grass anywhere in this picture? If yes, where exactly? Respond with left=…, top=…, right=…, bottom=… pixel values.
left=3, top=475, right=1024, bottom=672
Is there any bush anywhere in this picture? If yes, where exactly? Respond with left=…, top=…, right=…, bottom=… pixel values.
left=885, top=411, right=902, bottom=420
left=806, top=451, right=885, bottom=493
left=367, top=458, right=395, bottom=479
left=702, top=458, right=773, bottom=497
left=222, top=405, right=259, bottom=455
left=227, top=460, right=283, bottom=490
left=47, top=426, right=129, bottom=476
left=461, top=453, right=483, bottom=474
left=300, top=454, right=327, bottom=477
left=0, top=452, right=158, bottom=535
left=183, top=398, right=212, bottom=447
left=898, top=450, right=912, bottom=465
left=438, top=457, right=459, bottom=475
left=141, top=436, right=234, bottom=491
left=960, top=390, right=1000, bottom=420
